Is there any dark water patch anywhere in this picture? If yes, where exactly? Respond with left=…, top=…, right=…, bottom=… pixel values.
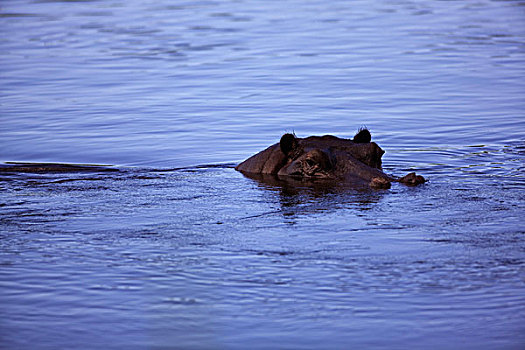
left=0, top=13, right=41, bottom=18
left=253, top=250, right=297, bottom=257
left=0, top=162, right=119, bottom=174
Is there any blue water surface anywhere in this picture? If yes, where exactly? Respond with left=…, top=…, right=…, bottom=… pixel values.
left=0, top=0, right=524, bottom=349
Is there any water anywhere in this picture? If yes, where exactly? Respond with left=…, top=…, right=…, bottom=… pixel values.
left=1, top=0, right=524, bottom=349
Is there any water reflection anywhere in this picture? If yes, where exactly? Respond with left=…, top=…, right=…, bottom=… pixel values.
left=240, top=172, right=387, bottom=224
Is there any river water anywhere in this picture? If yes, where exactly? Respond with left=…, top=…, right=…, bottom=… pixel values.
left=1, top=0, right=524, bottom=349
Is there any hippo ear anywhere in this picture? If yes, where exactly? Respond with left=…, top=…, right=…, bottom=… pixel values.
left=353, top=128, right=371, bottom=143
left=280, top=133, right=297, bottom=155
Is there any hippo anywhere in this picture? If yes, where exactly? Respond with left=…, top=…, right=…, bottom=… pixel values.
left=235, top=129, right=425, bottom=189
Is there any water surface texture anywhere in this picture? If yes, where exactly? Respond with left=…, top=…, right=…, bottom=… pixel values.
left=1, top=0, right=524, bottom=349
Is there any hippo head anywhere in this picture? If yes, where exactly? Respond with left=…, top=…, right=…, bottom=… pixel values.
left=275, top=132, right=386, bottom=179
left=236, top=129, right=403, bottom=188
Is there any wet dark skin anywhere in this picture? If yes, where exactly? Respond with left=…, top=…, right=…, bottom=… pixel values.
left=235, top=129, right=425, bottom=189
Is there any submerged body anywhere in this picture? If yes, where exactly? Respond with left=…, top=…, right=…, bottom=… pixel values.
left=236, top=130, right=425, bottom=189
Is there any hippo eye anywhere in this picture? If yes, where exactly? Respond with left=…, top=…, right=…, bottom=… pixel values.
left=301, top=150, right=333, bottom=177
left=306, top=150, right=332, bottom=168
left=305, top=158, right=316, bottom=167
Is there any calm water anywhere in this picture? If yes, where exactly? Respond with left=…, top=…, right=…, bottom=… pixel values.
left=1, top=0, right=524, bottom=349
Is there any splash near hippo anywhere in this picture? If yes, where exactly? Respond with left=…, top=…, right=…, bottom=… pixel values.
left=235, top=128, right=425, bottom=189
